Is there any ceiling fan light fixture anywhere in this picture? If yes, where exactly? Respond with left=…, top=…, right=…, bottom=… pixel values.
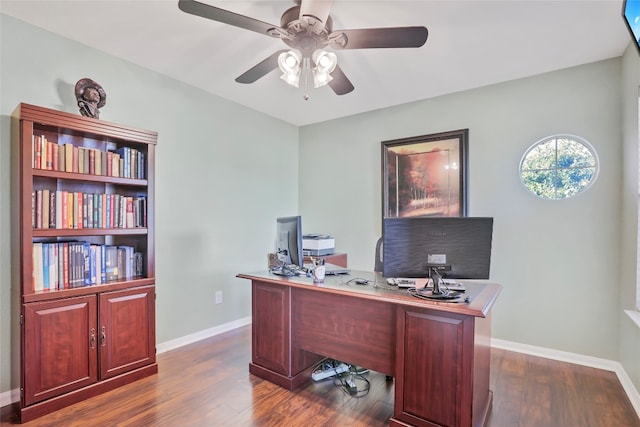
left=313, top=69, right=333, bottom=88
left=280, top=69, right=301, bottom=87
left=312, top=49, right=337, bottom=74
left=278, top=49, right=302, bottom=87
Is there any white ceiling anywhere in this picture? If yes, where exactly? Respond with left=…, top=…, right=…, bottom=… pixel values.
left=0, top=0, right=632, bottom=126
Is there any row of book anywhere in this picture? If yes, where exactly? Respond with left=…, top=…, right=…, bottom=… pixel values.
left=32, top=134, right=145, bottom=179
left=33, top=190, right=147, bottom=230
left=32, top=242, right=143, bottom=292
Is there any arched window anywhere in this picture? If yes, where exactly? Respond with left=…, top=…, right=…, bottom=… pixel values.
left=519, top=134, right=599, bottom=199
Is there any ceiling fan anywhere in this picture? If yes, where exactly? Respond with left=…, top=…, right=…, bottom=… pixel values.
left=178, top=0, right=428, bottom=96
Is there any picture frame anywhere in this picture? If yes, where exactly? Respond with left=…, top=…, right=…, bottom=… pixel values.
left=382, top=129, right=468, bottom=218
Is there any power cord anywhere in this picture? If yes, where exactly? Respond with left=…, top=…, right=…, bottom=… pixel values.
left=312, top=360, right=371, bottom=396
left=333, top=365, right=371, bottom=397
left=344, top=277, right=370, bottom=286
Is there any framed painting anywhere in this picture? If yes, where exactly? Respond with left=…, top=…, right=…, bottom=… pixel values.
left=382, top=129, right=468, bottom=218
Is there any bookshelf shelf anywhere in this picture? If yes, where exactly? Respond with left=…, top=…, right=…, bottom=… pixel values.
left=32, top=228, right=148, bottom=237
left=33, top=169, right=148, bottom=186
left=13, top=103, right=158, bottom=422
left=23, top=277, right=156, bottom=304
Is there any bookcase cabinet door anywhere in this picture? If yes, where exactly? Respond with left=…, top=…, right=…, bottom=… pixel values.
left=23, top=295, right=98, bottom=406
left=99, top=285, right=156, bottom=380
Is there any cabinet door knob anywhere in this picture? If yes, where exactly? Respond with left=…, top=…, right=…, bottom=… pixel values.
left=101, top=326, right=106, bottom=347
left=90, top=328, right=96, bottom=350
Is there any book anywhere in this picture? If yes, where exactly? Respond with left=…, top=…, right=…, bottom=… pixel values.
left=59, top=142, right=65, bottom=172
left=134, top=252, right=144, bottom=277
left=49, top=190, right=56, bottom=229
left=100, top=245, right=106, bottom=284
left=126, top=197, right=133, bottom=228
left=112, top=152, right=120, bottom=177
left=89, top=148, right=95, bottom=175
left=76, top=192, right=83, bottom=229
left=33, top=135, right=41, bottom=169
left=78, top=147, right=85, bottom=174
left=57, top=242, right=65, bottom=290
left=64, top=143, right=74, bottom=172
left=42, top=243, right=50, bottom=291
left=52, top=143, right=59, bottom=171
left=32, top=242, right=44, bottom=292
left=41, top=189, right=49, bottom=230
left=62, top=242, right=70, bottom=289
left=89, top=244, right=97, bottom=285
left=55, top=190, right=63, bottom=229
left=60, top=191, right=68, bottom=229
left=50, top=243, right=58, bottom=290
left=31, top=191, right=35, bottom=228
left=96, top=149, right=102, bottom=176
left=113, top=147, right=130, bottom=178
left=73, top=242, right=85, bottom=288
left=101, top=194, right=107, bottom=229
left=105, top=245, right=119, bottom=282
left=106, top=151, right=113, bottom=177
left=72, top=146, right=79, bottom=173
left=105, top=194, right=111, bottom=229
left=67, top=192, right=74, bottom=229
left=45, top=140, right=53, bottom=170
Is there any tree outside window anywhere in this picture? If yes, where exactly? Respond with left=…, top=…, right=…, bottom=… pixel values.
left=520, top=135, right=598, bottom=199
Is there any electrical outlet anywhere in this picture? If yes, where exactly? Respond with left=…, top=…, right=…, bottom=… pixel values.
left=215, top=291, right=223, bottom=304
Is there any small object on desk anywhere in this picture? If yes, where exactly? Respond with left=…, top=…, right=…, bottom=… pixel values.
left=396, top=278, right=416, bottom=288
left=311, top=257, right=326, bottom=283
left=354, top=279, right=368, bottom=285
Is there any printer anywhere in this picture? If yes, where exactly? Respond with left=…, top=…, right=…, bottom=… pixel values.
left=302, top=234, right=335, bottom=256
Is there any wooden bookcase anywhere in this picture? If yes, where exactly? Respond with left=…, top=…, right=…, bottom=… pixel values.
left=12, top=103, right=157, bottom=422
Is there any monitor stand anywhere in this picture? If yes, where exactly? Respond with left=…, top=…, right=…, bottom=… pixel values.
left=272, top=262, right=299, bottom=277
left=419, top=267, right=462, bottom=300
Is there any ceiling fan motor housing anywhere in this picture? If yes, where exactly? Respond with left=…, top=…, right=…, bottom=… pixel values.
left=281, top=6, right=333, bottom=56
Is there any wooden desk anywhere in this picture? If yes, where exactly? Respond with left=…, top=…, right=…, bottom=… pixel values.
left=236, top=271, right=501, bottom=427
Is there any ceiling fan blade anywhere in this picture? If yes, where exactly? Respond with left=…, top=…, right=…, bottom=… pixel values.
left=299, top=0, right=334, bottom=32
left=178, top=0, right=288, bottom=38
left=329, top=26, right=428, bottom=50
left=328, top=65, right=354, bottom=95
left=235, top=50, right=288, bottom=84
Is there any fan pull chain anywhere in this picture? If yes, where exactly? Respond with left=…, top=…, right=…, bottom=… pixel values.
left=303, top=57, right=310, bottom=101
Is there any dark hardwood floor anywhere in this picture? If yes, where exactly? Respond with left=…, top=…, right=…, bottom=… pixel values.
left=2, top=325, right=638, bottom=426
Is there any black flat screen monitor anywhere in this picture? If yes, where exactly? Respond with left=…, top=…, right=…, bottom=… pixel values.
left=275, top=215, right=303, bottom=274
left=383, top=216, right=493, bottom=279
left=623, top=0, right=640, bottom=56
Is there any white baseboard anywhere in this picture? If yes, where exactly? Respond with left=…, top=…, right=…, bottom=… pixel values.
left=156, top=316, right=252, bottom=354
left=0, top=388, right=19, bottom=409
left=492, top=338, right=640, bottom=418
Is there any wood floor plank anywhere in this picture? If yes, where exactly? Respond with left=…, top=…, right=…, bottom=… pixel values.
left=2, top=325, right=638, bottom=427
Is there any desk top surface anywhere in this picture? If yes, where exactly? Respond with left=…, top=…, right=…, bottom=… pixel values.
left=237, top=270, right=501, bottom=318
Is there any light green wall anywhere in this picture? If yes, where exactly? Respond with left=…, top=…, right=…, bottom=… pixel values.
left=0, top=14, right=299, bottom=395
left=2, top=9, right=639, bottom=403
left=299, top=58, right=623, bottom=359
left=619, top=43, right=640, bottom=392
